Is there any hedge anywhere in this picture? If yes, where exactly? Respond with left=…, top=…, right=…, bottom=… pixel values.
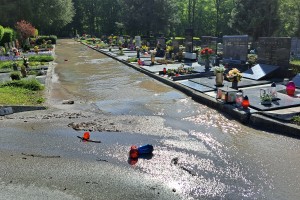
left=35, top=35, right=57, bottom=45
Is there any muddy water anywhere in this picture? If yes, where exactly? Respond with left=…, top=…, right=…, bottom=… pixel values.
left=49, top=39, right=300, bottom=199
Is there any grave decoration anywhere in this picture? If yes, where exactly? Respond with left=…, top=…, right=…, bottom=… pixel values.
left=222, top=35, right=248, bottom=64
left=226, top=68, right=242, bottom=89
left=200, top=47, right=214, bottom=69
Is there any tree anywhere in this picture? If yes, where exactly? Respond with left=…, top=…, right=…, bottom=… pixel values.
left=229, top=0, right=280, bottom=40
left=15, top=20, right=35, bottom=44
left=277, top=0, right=300, bottom=37
left=30, top=0, right=75, bottom=35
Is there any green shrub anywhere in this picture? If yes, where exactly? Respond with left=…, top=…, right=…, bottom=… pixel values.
left=290, top=59, right=300, bottom=74
left=10, top=71, right=21, bottom=80
left=0, top=28, right=15, bottom=46
left=28, top=55, right=54, bottom=62
left=0, top=79, right=44, bottom=91
left=0, top=25, right=4, bottom=42
left=291, top=115, right=300, bottom=125
left=35, top=35, right=57, bottom=45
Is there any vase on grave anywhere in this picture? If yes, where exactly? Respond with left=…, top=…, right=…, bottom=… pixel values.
left=205, top=59, right=210, bottom=70
left=231, top=76, right=238, bottom=90
left=215, top=73, right=224, bottom=86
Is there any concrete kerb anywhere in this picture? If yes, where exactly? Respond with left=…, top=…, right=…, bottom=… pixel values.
left=82, top=42, right=300, bottom=136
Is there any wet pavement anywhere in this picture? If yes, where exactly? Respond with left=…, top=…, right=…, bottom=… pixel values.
left=1, top=39, right=300, bottom=199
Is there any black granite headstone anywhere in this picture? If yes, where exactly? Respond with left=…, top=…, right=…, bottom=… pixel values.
left=200, top=36, right=217, bottom=52
left=242, top=64, right=280, bottom=80
left=172, top=40, right=179, bottom=54
left=185, top=29, right=193, bottom=53
left=257, top=37, right=291, bottom=68
left=292, top=74, right=300, bottom=88
left=291, top=37, right=300, bottom=58
left=223, top=35, right=248, bottom=62
left=157, top=37, right=166, bottom=49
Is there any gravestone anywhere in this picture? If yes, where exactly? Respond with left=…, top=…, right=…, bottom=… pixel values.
left=157, top=37, right=166, bottom=49
left=4, top=43, right=9, bottom=51
left=172, top=40, right=179, bottom=54
left=15, top=40, right=20, bottom=49
left=292, top=74, right=300, bottom=88
left=257, top=37, right=291, bottom=68
left=135, top=36, right=141, bottom=47
left=242, top=64, right=280, bottom=80
left=201, top=36, right=218, bottom=53
left=119, top=36, right=124, bottom=43
left=8, top=42, right=12, bottom=49
left=185, top=28, right=193, bottom=53
left=149, top=37, right=156, bottom=48
left=223, top=35, right=248, bottom=63
left=291, top=37, right=300, bottom=58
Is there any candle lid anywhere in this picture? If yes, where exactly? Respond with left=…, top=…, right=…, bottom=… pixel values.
left=271, top=82, right=276, bottom=87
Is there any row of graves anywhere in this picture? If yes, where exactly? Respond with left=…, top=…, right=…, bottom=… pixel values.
left=178, top=35, right=300, bottom=113
left=92, top=34, right=300, bottom=113
left=0, top=38, right=54, bottom=61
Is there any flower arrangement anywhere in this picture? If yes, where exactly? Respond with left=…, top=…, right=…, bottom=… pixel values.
left=212, top=65, right=225, bottom=74
left=226, top=68, right=242, bottom=82
left=200, top=47, right=214, bottom=60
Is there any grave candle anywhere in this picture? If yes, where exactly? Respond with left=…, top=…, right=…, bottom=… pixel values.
left=286, top=81, right=296, bottom=96
left=242, top=95, right=250, bottom=109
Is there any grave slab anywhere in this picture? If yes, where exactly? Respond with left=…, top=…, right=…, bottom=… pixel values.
left=292, top=73, right=300, bottom=88
left=141, top=63, right=183, bottom=73
left=190, top=76, right=271, bottom=89
left=242, top=85, right=300, bottom=111
left=176, top=80, right=214, bottom=92
left=242, top=64, right=280, bottom=80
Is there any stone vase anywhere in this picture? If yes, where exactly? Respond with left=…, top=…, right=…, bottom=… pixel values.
left=215, top=73, right=224, bottom=86
left=232, top=81, right=238, bottom=90
left=205, top=59, right=210, bottom=70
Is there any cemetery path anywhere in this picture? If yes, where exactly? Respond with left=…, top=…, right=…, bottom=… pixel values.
left=0, top=39, right=300, bottom=199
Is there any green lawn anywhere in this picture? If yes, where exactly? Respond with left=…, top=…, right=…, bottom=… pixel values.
left=0, top=87, right=45, bottom=105
left=0, top=79, right=45, bottom=105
